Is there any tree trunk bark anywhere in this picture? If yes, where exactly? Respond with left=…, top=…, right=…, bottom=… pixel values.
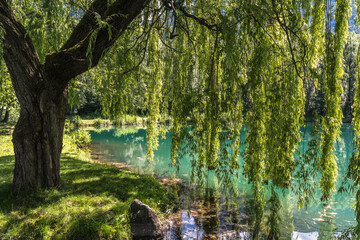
left=0, top=109, right=3, bottom=121
left=1, top=110, right=9, bottom=122
left=11, top=85, right=68, bottom=192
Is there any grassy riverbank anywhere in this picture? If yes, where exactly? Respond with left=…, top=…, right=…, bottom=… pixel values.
left=66, top=114, right=148, bottom=128
left=0, top=123, right=176, bottom=239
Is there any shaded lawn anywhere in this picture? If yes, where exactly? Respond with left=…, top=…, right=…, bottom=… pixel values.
left=0, top=139, right=176, bottom=239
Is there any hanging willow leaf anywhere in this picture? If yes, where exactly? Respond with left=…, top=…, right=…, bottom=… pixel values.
left=320, top=0, right=351, bottom=202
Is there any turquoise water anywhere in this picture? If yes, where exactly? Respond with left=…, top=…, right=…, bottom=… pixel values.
left=88, top=124, right=356, bottom=239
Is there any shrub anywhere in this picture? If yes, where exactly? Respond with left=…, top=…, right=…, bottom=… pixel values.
left=69, top=129, right=91, bottom=148
left=70, top=115, right=83, bottom=127
left=93, top=118, right=110, bottom=128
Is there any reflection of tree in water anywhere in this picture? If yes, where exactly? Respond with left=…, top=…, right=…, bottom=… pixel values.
left=252, top=184, right=264, bottom=240
left=202, top=188, right=220, bottom=239
left=318, top=214, right=336, bottom=240
left=337, top=125, right=354, bottom=176
left=113, top=127, right=141, bottom=138
left=241, top=188, right=264, bottom=239
left=267, top=187, right=281, bottom=240
left=277, top=194, right=294, bottom=238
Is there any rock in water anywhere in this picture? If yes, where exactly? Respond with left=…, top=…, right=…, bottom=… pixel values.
left=130, top=199, right=163, bottom=239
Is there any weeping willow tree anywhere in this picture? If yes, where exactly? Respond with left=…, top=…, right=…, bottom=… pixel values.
left=0, top=0, right=358, bottom=230
left=94, top=1, right=355, bottom=234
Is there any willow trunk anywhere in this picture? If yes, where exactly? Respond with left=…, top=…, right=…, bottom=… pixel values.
left=12, top=92, right=67, bottom=193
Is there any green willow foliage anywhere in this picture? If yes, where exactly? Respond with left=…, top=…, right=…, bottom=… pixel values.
left=309, top=0, right=326, bottom=71
left=94, top=0, right=354, bottom=205
left=293, top=117, right=322, bottom=208
left=320, top=0, right=351, bottom=201
left=0, top=61, right=17, bottom=111
left=10, top=0, right=80, bottom=62
left=267, top=187, right=281, bottom=240
left=145, top=29, right=164, bottom=162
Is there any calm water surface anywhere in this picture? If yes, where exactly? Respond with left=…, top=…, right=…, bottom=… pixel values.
left=88, top=124, right=356, bottom=240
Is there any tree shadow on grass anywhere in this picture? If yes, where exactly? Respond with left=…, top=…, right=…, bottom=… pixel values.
left=0, top=155, right=14, bottom=179
left=1, top=156, right=174, bottom=212
left=0, top=155, right=15, bottom=211
left=0, top=155, right=176, bottom=239
left=60, top=157, right=175, bottom=209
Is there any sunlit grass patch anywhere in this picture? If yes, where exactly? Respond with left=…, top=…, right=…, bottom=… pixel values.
left=72, top=176, right=101, bottom=184
left=0, top=135, right=13, bottom=157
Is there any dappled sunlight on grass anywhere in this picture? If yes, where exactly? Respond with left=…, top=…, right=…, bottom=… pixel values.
left=0, top=125, right=177, bottom=239
left=59, top=157, right=176, bottom=209
left=72, top=176, right=101, bottom=184
left=1, top=193, right=130, bottom=239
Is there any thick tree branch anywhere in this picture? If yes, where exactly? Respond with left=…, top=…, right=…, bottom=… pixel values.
left=44, top=0, right=148, bottom=88
left=61, top=0, right=109, bottom=50
left=0, top=0, right=43, bottom=104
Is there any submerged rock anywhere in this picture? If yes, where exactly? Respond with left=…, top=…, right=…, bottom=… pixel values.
left=130, top=199, right=163, bottom=239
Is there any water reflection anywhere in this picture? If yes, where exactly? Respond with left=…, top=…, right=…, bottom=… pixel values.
left=88, top=125, right=356, bottom=239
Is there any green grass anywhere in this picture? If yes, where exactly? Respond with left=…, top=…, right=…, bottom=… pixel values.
left=0, top=124, right=177, bottom=239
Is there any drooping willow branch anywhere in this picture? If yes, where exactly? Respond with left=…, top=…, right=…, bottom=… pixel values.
left=162, top=0, right=218, bottom=32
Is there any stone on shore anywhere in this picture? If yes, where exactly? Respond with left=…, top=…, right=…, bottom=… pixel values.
left=130, top=199, right=163, bottom=239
